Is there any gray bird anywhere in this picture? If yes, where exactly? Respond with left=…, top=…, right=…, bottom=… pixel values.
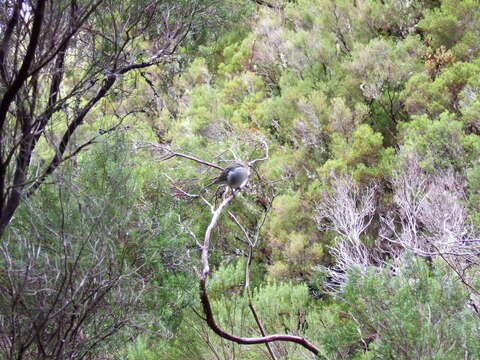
left=206, top=162, right=250, bottom=189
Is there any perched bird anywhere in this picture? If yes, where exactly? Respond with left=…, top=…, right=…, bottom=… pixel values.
left=206, top=162, right=250, bottom=189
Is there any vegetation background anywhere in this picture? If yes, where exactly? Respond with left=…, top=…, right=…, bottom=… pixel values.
left=0, top=0, right=479, bottom=359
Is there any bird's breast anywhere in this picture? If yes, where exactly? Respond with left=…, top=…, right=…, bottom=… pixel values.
left=227, top=168, right=248, bottom=188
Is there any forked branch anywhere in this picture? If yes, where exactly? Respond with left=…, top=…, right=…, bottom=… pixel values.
left=160, top=144, right=319, bottom=355
left=196, top=175, right=320, bottom=356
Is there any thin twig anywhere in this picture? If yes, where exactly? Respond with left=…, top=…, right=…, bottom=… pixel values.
left=153, top=144, right=223, bottom=170
left=248, top=140, right=269, bottom=166
left=248, top=302, right=278, bottom=360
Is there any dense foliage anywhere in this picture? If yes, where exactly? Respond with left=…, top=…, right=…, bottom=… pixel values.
left=1, top=0, right=479, bottom=359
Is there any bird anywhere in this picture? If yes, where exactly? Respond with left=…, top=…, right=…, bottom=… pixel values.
left=206, top=162, right=250, bottom=190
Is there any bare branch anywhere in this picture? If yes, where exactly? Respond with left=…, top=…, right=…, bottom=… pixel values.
left=315, top=175, right=378, bottom=284
left=163, top=147, right=318, bottom=354
left=155, top=145, right=224, bottom=170
left=197, top=182, right=320, bottom=355
left=199, top=277, right=320, bottom=355
left=248, top=139, right=269, bottom=166
left=431, top=243, right=480, bottom=296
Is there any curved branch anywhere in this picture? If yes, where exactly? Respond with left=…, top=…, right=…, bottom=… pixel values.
left=162, top=147, right=318, bottom=353
left=198, top=184, right=320, bottom=356
left=198, top=279, right=320, bottom=355
left=248, top=139, right=269, bottom=166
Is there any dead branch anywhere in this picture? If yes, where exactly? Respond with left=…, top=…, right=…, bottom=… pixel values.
left=248, top=139, right=269, bottom=166
left=198, top=185, right=320, bottom=355
left=162, top=145, right=319, bottom=355
left=314, top=175, right=379, bottom=285
left=154, top=144, right=223, bottom=170
left=431, top=242, right=480, bottom=297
